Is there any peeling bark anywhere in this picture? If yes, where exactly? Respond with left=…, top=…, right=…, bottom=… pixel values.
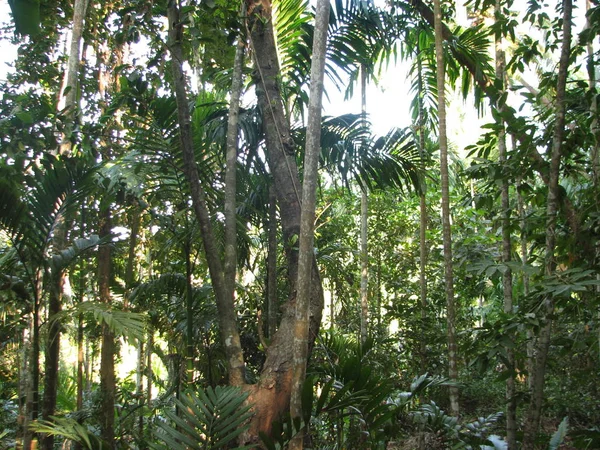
left=244, top=0, right=325, bottom=441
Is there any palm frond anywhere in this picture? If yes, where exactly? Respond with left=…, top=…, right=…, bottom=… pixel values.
left=30, top=416, right=104, bottom=450
left=151, top=386, right=253, bottom=450
left=315, top=116, right=423, bottom=193
left=56, top=301, right=146, bottom=344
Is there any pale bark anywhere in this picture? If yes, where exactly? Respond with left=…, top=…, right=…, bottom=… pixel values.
left=267, top=185, right=278, bottom=338
left=224, top=31, right=245, bottom=300
left=288, top=0, right=330, bottom=448
left=58, top=0, right=90, bottom=155
left=522, top=1, right=572, bottom=447
left=167, top=0, right=246, bottom=386
left=184, top=244, right=195, bottom=385
left=433, top=0, right=459, bottom=416
left=359, top=66, right=369, bottom=345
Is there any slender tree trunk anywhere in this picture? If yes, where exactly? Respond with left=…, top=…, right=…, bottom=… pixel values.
left=24, top=278, right=41, bottom=450
left=224, top=25, right=245, bottom=304
left=587, top=0, right=600, bottom=186
left=433, top=0, right=459, bottom=416
left=40, top=268, right=62, bottom=450
left=494, top=4, right=516, bottom=445
left=184, top=243, right=195, bottom=385
left=167, top=0, right=245, bottom=386
left=267, top=184, right=278, bottom=338
left=57, top=0, right=90, bottom=154
left=136, top=339, right=144, bottom=440
left=359, top=65, right=369, bottom=345
left=39, top=3, right=90, bottom=446
left=289, top=1, right=330, bottom=447
left=522, top=1, right=572, bottom=447
left=98, top=208, right=115, bottom=448
left=416, top=44, right=428, bottom=370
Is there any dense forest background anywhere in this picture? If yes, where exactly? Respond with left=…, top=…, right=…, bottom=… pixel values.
left=1, top=0, right=599, bottom=448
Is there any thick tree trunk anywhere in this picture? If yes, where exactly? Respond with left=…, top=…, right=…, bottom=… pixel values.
left=522, top=1, right=572, bottom=448
left=167, top=0, right=246, bottom=386
left=245, top=0, right=324, bottom=441
left=433, top=0, right=459, bottom=416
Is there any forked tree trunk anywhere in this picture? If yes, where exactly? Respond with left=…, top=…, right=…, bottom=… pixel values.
left=244, top=0, right=325, bottom=441
left=167, top=0, right=246, bottom=386
left=433, top=0, right=459, bottom=416
left=522, top=0, right=572, bottom=448
left=288, top=0, right=330, bottom=447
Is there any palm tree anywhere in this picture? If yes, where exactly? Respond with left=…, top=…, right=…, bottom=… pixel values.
left=0, top=156, right=101, bottom=448
left=433, top=0, right=459, bottom=416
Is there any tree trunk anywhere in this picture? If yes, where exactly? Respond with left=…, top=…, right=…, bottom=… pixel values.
left=416, top=44, right=428, bottom=371
left=98, top=208, right=115, bottom=448
left=24, top=276, right=41, bottom=450
left=494, top=4, right=516, bottom=445
left=167, top=0, right=246, bottom=386
left=522, top=1, right=572, bottom=448
left=433, top=0, right=459, bottom=416
left=359, top=65, right=369, bottom=345
left=288, top=0, right=330, bottom=447
left=185, top=243, right=195, bottom=385
left=224, top=27, right=245, bottom=304
left=245, top=0, right=325, bottom=440
left=410, top=0, right=584, bottom=258
left=267, top=184, right=278, bottom=338
left=57, top=0, right=89, bottom=154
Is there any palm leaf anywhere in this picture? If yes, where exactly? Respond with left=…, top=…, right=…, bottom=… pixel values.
left=314, top=115, right=423, bottom=193
left=152, top=386, right=253, bottom=450
left=56, top=301, right=146, bottom=344
left=30, top=416, right=104, bottom=450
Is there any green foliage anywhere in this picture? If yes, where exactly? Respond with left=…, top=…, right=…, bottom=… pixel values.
left=411, top=403, right=505, bottom=449
left=30, top=416, right=105, bottom=450
left=57, top=301, right=146, bottom=345
left=548, top=417, right=568, bottom=450
left=151, top=386, right=253, bottom=450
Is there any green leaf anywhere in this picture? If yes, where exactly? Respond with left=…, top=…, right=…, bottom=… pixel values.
left=549, top=417, right=568, bottom=450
